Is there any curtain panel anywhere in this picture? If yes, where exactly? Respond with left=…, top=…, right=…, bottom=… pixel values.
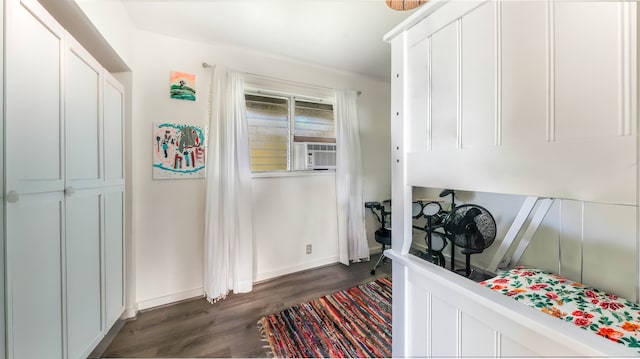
left=334, top=89, right=369, bottom=264
left=204, top=66, right=253, bottom=302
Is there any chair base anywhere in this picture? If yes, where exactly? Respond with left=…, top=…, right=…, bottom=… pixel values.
left=371, top=245, right=391, bottom=275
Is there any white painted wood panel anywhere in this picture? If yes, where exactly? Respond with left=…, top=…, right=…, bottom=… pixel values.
left=406, top=38, right=430, bottom=152
left=5, top=0, right=65, bottom=195
left=390, top=33, right=411, bottom=256
left=461, top=1, right=495, bottom=149
left=430, top=21, right=459, bottom=151
left=103, top=75, right=125, bottom=183
left=500, top=335, right=538, bottom=357
left=104, top=190, right=125, bottom=328
left=65, top=192, right=102, bottom=359
left=554, top=2, right=622, bottom=140
left=0, top=0, right=5, bottom=355
left=390, top=31, right=410, bottom=357
left=406, top=136, right=636, bottom=205
left=66, top=44, right=101, bottom=186
left=559, top=200, right=584, bottom=281
left=461, top=312, right=495, bottom=357
left=400, top=1, right=637, bottom=206
left=407, top=281, right=430, bottom=357
left=520, top=200, right=561, bottom=273
left=431, top=296, right=457, bottom=357
left=388, top=252, right=633, bottom=357
left=6, top=194, right=63, bottom=359
left=500, top=1, right=547, bottom=145
left=583, top=202, right=637, bottom=301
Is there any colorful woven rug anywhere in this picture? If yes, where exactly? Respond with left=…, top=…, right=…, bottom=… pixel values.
left=258, top=277, right=392, bottom=358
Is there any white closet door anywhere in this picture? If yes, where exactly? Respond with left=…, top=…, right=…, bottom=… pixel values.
left=66, top=37, right=102, bottom=188
left=7, top=194, right=64, bottom=359
left=65, top=36, right=104, bottom=359
left=104, top=190, right=124, bottom=329
left=65, top=192, right=103, bottom=359
left=5, top=0, right=64, bottom=195
left=103, top=73, right=125, bottom=329
left=5, top=0, right=65, bottom=358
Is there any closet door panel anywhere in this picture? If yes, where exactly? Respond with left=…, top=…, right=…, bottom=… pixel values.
left=66, top=192, right=103, bottom=359
left=7, top=194, right=63, bottom=359
left=104, top=190, right=124, bottom=328
left=430, top=21, right=459, bottom=151
left=104, top=77, right=125, bottom=184
left=66, top=45, right=101, bottom=187
left=501, top=1, right=547, bottom=144
left=460, top=1, right=495, bottom=149
left=554, top=2, right=622, bottom=140
left=6, top=0, right=64, bottom=195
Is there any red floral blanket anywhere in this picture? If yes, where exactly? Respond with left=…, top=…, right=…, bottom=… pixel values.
left=480, top=267, right=640, bottom=353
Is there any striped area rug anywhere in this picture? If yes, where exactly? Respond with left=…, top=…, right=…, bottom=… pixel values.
left=258, top=277, right=392, bottom=358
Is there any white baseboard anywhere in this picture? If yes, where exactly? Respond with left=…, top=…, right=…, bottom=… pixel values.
left=369, top=244, right=383, bottom=255
left=137, top=287, right=204, bottom=311
left=136, top=257, right=342, bottom=310
left=122, top=306, right=138, bottom=319
left=254, top=255, right=340, bottom=282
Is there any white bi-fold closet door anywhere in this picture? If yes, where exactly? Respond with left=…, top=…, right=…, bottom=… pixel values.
left=4, top=0, right=125, bottom=358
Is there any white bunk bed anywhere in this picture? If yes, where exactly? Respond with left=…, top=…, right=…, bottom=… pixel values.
left=385, top=0, right=640, bottom=356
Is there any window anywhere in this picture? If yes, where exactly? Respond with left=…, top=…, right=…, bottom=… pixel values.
left=246, top=92, right=335, bottom=173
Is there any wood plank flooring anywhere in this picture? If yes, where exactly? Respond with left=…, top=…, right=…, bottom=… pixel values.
left=100, top=254, right=391, bottom=358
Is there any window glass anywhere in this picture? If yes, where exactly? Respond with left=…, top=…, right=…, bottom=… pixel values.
left=246, top=94, right=289, bottom=172
left=293, top=101, right=335, bottom=143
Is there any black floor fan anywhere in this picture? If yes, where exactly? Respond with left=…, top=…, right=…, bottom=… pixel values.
left=443, top=203, right=496, bottom=277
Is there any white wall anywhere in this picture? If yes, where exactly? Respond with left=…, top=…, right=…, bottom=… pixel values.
left=74, top=0, right=134, bottom=69
left=130, top=29, right=391, bottom=309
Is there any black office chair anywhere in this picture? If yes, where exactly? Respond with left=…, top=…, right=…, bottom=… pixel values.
left=366, top=200, right=392, bottom=275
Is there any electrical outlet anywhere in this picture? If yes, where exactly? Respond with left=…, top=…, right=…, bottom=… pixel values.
left=306, top=244, right=312, bottom=254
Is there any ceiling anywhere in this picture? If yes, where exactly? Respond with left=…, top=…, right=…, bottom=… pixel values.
left=121, top=1, right=418, bottom=81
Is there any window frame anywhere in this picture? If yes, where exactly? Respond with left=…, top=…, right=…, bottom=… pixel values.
left=244, top=76, right=335, bottom=176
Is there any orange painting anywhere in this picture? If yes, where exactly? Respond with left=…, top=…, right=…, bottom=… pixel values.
left=170, top=71, right=196, bottom=101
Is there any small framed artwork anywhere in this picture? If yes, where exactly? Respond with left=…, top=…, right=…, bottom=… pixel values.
left=153, top=123, right=206, bottom=179
left=170, top=71, right=196, bottom=101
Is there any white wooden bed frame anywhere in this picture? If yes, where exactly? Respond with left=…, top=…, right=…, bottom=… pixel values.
left=385, top=0, right=640, bottom=356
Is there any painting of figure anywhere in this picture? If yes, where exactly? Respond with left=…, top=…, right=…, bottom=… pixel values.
left=153, top=123, right=206, bottom=179
left=170, top=71, right=196, bottom=101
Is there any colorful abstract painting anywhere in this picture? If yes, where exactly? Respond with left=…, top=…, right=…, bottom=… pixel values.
left=153, top=123, right=206, bottom=179
left=170, top=71, right=196, bottom=101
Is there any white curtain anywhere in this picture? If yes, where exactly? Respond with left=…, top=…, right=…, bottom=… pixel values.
left=204, top=65, right=253, bottom=303
left=334, top=89, right=369, bottom=264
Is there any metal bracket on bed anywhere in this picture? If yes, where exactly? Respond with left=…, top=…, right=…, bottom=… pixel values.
left=487, top=196, right=555, bottom=273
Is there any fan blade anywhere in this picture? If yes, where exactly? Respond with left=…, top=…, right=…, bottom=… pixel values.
left=464, top=223, right=485, bottom=251
left=464, top=207, right=482, bottom=219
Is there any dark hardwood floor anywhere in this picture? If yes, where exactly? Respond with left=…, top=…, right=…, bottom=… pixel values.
left=100, top=253, right=392, bottom=358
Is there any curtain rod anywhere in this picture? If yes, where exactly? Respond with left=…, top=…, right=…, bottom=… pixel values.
left=202, top=62, right=362, bottom=96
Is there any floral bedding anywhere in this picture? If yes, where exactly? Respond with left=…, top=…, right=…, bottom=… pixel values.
left=480, top=267, right=640, bottom=353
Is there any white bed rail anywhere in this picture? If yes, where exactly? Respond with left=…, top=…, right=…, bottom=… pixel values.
left=387, top=249, right=634, bottom=357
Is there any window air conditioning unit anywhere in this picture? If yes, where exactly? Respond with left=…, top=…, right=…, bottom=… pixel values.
left=293, top=142, right=337, bottom=170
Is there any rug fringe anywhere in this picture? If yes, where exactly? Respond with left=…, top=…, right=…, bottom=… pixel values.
left=257, top=319, right=276, bottom=358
